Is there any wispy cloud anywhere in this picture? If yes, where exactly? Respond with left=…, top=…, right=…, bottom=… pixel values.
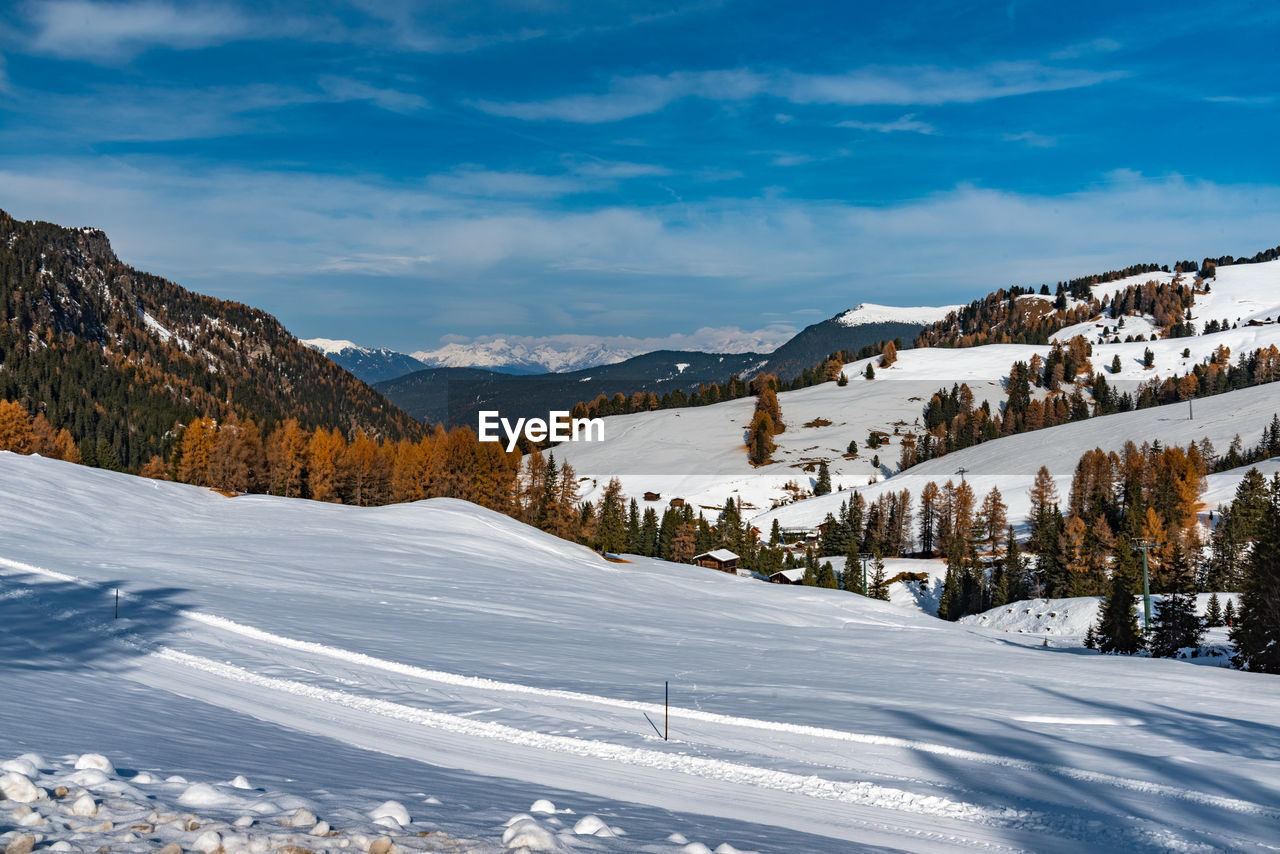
left=0, top=76, right=431, bottom=143
left=1003, top=130, right=1057, bottom=147
left=473, top=69, right=763, bottom=123
left=836, top=113, right=935, bottom=134
left=427, top=168, right=591, bottom=199
left=24, top=0, right=253, bottom=61
left=475, top=61, right=1126, bottom=123
left=1203, top=94, right=1274, bottom=105
left=317, top=76, right=428, bottom=114
left=5, top=159, right=1275, bottom=296
left=1049, top=37, right=1122, bottom=60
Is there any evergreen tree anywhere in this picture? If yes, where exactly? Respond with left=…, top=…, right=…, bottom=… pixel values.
left=1231, top=476, right=1280, bottom=672
left=1204, top=592, right=1223, bottom=627
left=626, top=498, right=642, bottom=554
left=864, top=363, right=875, bottom=380
left=868, top=553, right=889, bottom=601
left=1148, top=592, right=1204, bottom=658
left=814, top=461, right=832, bottom=496
left=817, top=561, right=837, bottom=589
left=1224, top=597, right=1237, bottom=628
left=1111, top=353, right=1122, bottom=374
left=1096, top=540, right=1144, bottom=654
left=596, top=477, right=627, bottom=554
left=769, top=518, right=782, bottom=545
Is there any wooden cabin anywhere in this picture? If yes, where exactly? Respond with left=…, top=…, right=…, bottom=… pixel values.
left=692, top=549, right=739, bottom=573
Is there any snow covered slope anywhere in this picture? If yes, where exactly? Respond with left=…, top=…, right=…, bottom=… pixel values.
left=3, top=452, right=1280, bottom=852
left=760, top=382, right=1280, bottom=534
left=556, top=258, right=1280, bottom=525
left=835, top=302, right=964, bottom=326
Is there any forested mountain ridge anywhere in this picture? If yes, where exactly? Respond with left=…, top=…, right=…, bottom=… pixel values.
left=0, top=209, right=422, bottom=470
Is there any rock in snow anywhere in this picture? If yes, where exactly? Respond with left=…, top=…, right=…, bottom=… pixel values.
left=367, top=800, right=410, bottom=827
left=72, top=754, right=115, bottom=775
left=0, top=773, right=41, bottom=804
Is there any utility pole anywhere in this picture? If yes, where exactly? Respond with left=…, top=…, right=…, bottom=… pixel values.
left=858, top=552, right=873, bottom=596
left=1134, top=540, right=1155, bottom=633
left=956, top=467, right=968, bottom=484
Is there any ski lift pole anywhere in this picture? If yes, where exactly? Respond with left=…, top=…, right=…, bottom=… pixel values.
left=1135, top=540, right=1154, bottom=633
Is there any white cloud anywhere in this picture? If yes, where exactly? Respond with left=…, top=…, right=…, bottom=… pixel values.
left=25, top=0, right=252, bottom=60
left=3, top=159, right=1278, bottom=332
left=836, top=113, right=935, bottom=134
left=317, top=77, right=428, bottom=114
left=1003, top=130, right=1057, bottom=147
left=475, top=62, right=1125, bottom=123
left=573, top=160, right=672, bottom=179
left=427, top=168, right=591, bottom=199
left=0, top=77, right=433, bottom=144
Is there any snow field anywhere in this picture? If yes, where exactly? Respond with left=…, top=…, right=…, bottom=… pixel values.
left=4, top=452, right=1280, bottom=851
left=555, top=259, right=1280, bottom=529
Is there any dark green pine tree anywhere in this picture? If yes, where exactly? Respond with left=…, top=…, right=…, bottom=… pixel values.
left=1231, top=476, right=1280, bottom=673
left=625, top=498, right=642, bottom=554
left=864, top=363, right=875, bottom=380
left=640, top=507, right=659, bottom=557
left=802, top=550, right=819, bottom=586
left=596, top=479, right=627, bottom=555
left=1204, top=592, right=1223, bottom=627
left=1148, top=592, right=1205, bottom=658
left=868, top=553, right=890, bottom=601
left=1223, top=597, right=1237, bottom=628
left=1096, top=540, right=1144, bottom=655
left=841, top=554, right=863, bottom=593
left=937, top=538, right=967, bottom=620
left=817, top=561, right=837, bottom=589
left=814, top=461, right=832, bottom=496
left=1110, top=353, right=1122, bottom=374
left=769, top=518, right=782, bottom=545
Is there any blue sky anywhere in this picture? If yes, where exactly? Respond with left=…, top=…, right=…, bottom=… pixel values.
left=1, top=0, right=1278, bottom=353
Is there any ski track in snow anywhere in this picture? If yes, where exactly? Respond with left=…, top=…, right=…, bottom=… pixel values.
left=5, top=553, right=1279, bottom=844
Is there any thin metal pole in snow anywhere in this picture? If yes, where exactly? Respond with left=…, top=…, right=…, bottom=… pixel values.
left=665, top=681, right=669, bottom=741
left=115, top=588, right=118, bottom=620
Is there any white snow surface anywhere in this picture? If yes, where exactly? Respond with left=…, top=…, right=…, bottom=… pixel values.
left=2, top=452, right=1280, bottom=852
left=835, top=302, right=964, bottom=327
left=301, top=337, right=371, bottom=355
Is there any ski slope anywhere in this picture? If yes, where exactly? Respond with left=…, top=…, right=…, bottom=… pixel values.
left=3, top=452, right=1280, bottom=852
left=554, top=259, right=1280, bottom=528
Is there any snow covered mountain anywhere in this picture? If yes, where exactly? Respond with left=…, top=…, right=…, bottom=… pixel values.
left=3, top=450, right=1279, bottom=853
left=300, top=338, right=432, bottom=385
left=411, top=337, right=638, bottom=374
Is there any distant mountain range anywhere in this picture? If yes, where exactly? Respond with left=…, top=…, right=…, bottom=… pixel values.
left=368, top=305, right=958, bottom=426
left=306, top=303, right=959, bottom=390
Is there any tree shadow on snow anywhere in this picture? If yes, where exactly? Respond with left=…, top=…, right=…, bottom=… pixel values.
left=0, top=574, right=190, bottom=673
left=888, top=688, right=1280, bottom=852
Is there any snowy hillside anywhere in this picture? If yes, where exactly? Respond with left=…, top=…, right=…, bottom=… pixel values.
left=557, top=258, right=1280, bottom=527
left=835, top=302, right=964, bottom=327
left=4, top=452, right=1280, bottom=852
